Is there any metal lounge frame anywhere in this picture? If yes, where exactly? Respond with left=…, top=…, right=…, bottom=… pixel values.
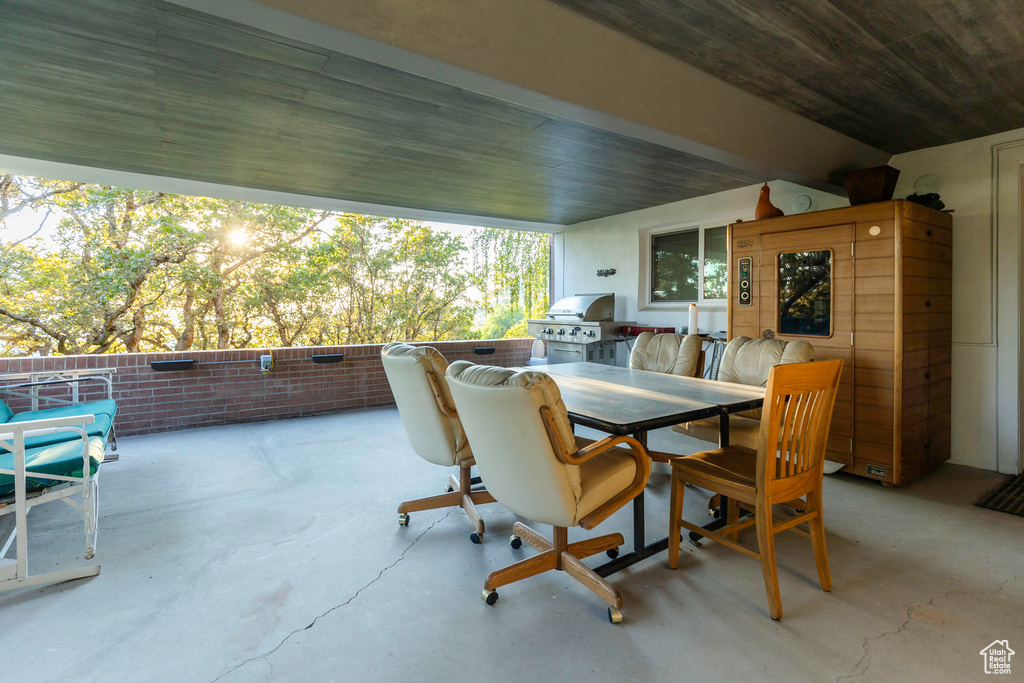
left=0, top=415, right=102, bottom=591
left=0, top=369, right=118, bottom=450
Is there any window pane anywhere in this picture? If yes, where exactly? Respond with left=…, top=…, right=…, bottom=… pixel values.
left=652, top=230, right=698, bottom=301
left=703, top=226, right=728, bottom=299
left=778, top=250, right=831, bottom=336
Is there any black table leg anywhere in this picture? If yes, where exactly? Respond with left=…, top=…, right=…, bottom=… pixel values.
left=633, top=486, right=646, bottom=551
left=632, top=431, right=647, bottom=552
left=595, top=430, right=669, bottom=577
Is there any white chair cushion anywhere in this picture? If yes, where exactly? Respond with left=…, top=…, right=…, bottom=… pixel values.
left=717, top=337, right=814, bottom=420
left=381, top=343, right=471, bottom=467
left=446, top=362, right=584, bottom=527
left=629, top=332, right=702, bottom=377
left=573, top=436, right=638, bottom=522
left=718, top=336, right=814, bottom=386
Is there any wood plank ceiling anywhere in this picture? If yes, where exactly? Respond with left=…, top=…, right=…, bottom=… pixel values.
left=551, top=0, right=1024, bottom=153
left=0, top=0, right=764, bottom=226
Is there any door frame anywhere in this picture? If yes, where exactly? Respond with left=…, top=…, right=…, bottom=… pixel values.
left=995, top=140, right=1024, bottom=475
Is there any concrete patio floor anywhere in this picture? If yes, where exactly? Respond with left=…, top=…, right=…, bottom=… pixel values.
left=2, top=407, right=1022, bottom=682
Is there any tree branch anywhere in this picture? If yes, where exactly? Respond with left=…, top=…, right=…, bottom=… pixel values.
left=0, top=305, right=70, bottom=350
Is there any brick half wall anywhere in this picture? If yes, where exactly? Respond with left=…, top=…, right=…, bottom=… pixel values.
left=0, top=339, right=535, bottom=436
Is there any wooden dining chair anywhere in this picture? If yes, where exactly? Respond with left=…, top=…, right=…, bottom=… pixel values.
left=446, top=361, right=652, bottom=623
left=673, top=336, right=814, bottom=449
left=667, top=359, right=843, bottom=621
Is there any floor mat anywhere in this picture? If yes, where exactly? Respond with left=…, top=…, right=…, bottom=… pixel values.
left=976, top=471, right=1024, bottom=516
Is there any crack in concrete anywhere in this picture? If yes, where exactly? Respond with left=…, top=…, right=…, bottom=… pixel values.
left=836, top=604, right=913, bottom=682
left=208, top=509, right=453, bottom=683
left=836, top=573, right=1023, bottom=682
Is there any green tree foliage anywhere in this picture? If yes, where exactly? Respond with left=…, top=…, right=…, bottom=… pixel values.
left=0, top=182, right=197, bottom=354
left=304, top=216, right=477, bottom=345
left=0, top=174, right=547, bottom=355
left=473, top=228, right=549, bottom=320
left=478, top=304, right=525, bottom=340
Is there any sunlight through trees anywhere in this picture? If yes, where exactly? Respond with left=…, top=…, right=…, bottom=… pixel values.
left=0, top=174, right=549, bottom=355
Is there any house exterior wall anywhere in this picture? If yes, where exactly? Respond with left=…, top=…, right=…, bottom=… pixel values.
left=557, top=180, right=848, bottom=364
left=0, top=339, right=533, bottom=437
left=890, top=125, right=1024, bottom=474
left=559, top=127, right=1024, bottom=474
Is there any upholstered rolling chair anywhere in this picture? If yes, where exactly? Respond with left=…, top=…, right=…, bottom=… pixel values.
left=674, top=336, right=814, bottom=449
left=668, top=359, right=843, bottom=621
left=446, top=362, right=652, bottom=623
left=380, top=343, right=496, bottom=542
left=629, top=332, right=704, bottom=378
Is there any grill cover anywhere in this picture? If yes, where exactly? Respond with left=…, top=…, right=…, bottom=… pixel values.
left=544, top=294, right=614, bottom=322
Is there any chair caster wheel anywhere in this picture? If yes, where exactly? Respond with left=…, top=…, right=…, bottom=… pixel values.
left=470, top=532, right=483, bottom=544
left=85, top=553, right=94, bottom=560
left=482, top=589, right=498, bottom=605
left=398, top=513, right=410, bottom=526
left=688, top=537, right=702, bottom=548
left=708, top=494, right=721, bottom=517
left=444, top=485, right=454, bottom=493
left=608, top=607, right=623, bottom=624
left=509, top=535, right=522, bottom=549
left=606, top=547, right=619, bottom=559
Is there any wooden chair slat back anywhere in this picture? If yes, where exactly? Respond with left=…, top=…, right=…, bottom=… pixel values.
left=756, top=360, right=843, bottom=486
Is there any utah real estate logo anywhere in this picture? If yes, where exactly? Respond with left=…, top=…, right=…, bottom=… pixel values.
left=980, top=640, right=1014, bottom=675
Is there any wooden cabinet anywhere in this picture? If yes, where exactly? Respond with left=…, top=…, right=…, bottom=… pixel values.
left=727, top=200, right=952, bottom=485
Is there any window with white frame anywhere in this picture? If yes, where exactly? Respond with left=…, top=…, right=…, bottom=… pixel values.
left=649, top=225, right=728, bottom=304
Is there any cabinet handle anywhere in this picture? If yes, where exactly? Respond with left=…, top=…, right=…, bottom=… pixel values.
left=925, top=300, right=931, bottom=307
left=925, top=372, right=930, bottom=380
left=926, top=230, right=932, bottom=237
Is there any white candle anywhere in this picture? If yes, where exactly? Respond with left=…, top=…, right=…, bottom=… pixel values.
left=688, top=303, right=699, bottom=335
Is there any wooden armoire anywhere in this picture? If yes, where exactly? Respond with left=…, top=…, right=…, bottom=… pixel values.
left=727, top=200, right=952, bottom=485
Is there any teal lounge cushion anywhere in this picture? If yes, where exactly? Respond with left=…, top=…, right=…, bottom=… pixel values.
left=0, top=400, right=12, bottom=423
left=0, top=436, right=105, bottom=496
left=8, top=399, right=117, bottom=449
left=10, top=399, right=118, bottom=422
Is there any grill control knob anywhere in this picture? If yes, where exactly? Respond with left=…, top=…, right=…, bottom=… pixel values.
left=584, top=330, right=595, bottom=338
left=557, top=328, right=565, bottom=335
left=568, top=329, right=578, bottom=336
left=543, top=327, right=553, bottom=334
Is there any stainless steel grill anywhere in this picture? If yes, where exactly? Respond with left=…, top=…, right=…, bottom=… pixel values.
left=526, top=294, right=634, bottom=365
